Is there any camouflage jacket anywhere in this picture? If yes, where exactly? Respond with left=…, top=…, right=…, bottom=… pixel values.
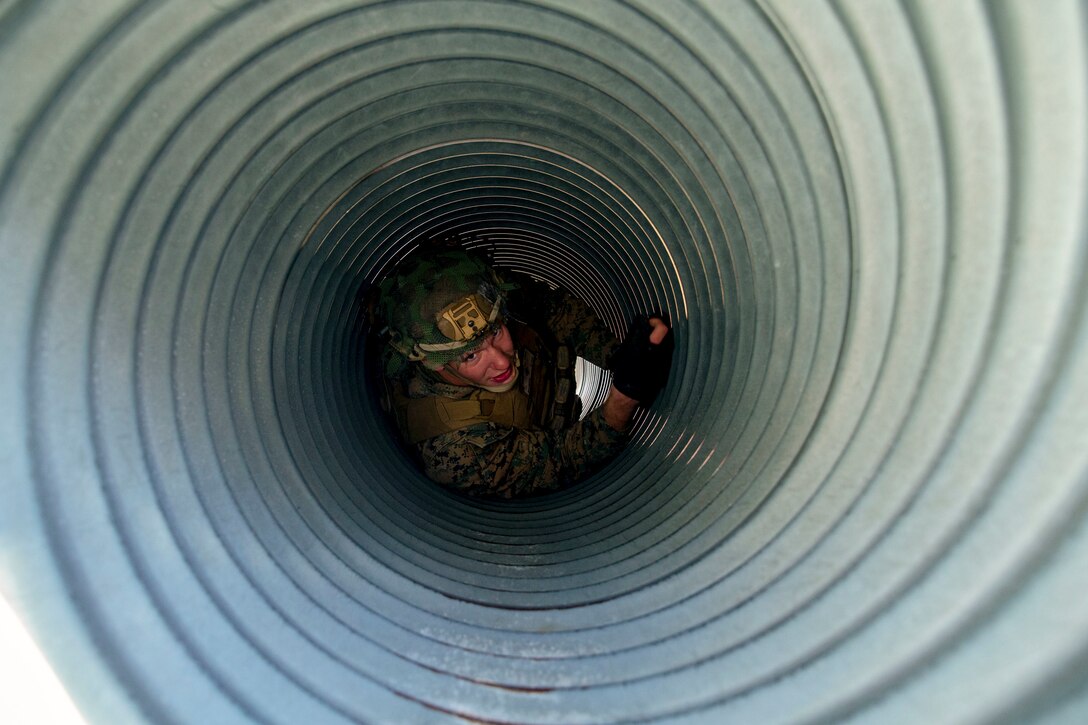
left=394, top=277, right=626, bottom=498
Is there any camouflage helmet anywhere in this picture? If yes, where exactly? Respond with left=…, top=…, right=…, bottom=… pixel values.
left=377, top=249, right=511, bottom=373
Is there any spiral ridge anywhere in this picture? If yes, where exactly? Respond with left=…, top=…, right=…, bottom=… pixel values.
left=1, top=1, right=1086, bottom=722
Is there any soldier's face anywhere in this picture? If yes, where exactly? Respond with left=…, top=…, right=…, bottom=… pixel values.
left=436, top=324, right=518, bottom=390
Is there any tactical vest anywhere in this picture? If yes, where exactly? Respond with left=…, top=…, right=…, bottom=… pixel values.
left=388, top=322, right=577, bottom=444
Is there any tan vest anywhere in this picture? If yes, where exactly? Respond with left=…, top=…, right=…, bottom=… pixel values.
left=390, top=323, right=576, bottom=444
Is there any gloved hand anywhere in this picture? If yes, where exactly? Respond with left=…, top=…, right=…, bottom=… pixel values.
left=609, top=315, right=673, bottom=403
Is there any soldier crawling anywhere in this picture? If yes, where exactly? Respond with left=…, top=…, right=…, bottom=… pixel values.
left=373, top=248, right=672, bottom=498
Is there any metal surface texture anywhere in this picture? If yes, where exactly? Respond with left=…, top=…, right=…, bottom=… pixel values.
left=1, top=1, right=1086, bottom=722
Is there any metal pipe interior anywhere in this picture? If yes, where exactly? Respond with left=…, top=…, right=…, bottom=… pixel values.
left=1, top=1, right=1087, bottom=723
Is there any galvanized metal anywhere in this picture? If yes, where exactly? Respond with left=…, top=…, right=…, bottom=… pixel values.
left=1, top=0, right=1085, bottom=722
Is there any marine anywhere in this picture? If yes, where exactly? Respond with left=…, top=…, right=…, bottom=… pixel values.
left=373, top=247, right=672, bottom=498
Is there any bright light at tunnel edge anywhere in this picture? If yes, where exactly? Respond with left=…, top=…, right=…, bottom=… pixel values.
left=0, top=593, right=85, bottom=724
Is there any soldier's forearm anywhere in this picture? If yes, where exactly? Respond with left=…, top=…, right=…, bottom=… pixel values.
left=601, top=386, right=638, bottom=431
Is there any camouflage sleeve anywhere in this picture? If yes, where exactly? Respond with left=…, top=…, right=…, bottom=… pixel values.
left=512, top=276, right=619, bottom=368
left=544, top=289, right=619, bottom=368
left=416, top=407, right=628, bottom=498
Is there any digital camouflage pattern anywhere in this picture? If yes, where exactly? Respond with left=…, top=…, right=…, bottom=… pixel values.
left=412, top=359, right=627, bottom=498
left=380, top=259, right=627, bottom=498
left=377, top=249, right=511, bottom=374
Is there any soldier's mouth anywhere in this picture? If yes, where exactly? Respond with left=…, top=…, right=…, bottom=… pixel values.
left=491, top=368, right=514, bottom=385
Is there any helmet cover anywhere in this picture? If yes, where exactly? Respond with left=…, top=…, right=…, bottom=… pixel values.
left=378, top=249, right=510, bottom=373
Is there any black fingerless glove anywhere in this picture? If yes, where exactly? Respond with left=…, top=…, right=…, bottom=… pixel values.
left=609, top=315, right=674, bottom=403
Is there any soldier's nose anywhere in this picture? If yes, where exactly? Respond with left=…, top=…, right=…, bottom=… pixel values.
left=487, top=347, right=511, bottom=369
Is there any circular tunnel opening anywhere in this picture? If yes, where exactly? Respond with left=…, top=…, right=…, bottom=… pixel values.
left=3, top=2, right=1087, bottom=724
left=277, top=134, right=737, bottom=604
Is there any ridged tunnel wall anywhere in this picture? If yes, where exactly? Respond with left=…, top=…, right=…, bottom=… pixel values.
left=2, top=1, right=1086, bottom=723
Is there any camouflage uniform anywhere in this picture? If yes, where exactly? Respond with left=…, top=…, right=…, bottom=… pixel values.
left=377, top=251, right=627, bottom=498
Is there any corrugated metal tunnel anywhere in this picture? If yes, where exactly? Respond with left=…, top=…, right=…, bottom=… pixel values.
left=2, top=1, right=1086, bottom=723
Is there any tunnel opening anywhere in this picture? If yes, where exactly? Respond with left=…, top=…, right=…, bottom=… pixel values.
left=283, top=138, right=685, bottom=488
left=272, top=122, right=749, bottom=601
left=2, top=2, right=1086, bottom=724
